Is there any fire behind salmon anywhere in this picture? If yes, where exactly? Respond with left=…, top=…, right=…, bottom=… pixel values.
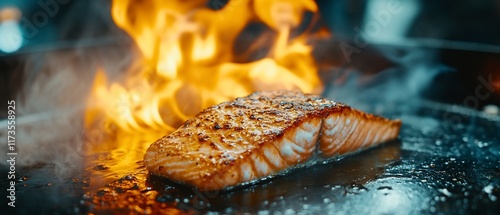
left=144, top=91, right=401, bottom=190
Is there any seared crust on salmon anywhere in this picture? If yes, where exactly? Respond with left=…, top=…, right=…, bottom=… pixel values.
left=144, top=91, right=401, bottom=190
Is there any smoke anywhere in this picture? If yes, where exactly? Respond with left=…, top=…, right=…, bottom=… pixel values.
left=1, top=47, right=135, bottom=174
left=0, top=1, right=138, bottom=176
left=323, top=47, right=453, bottom=115
left=317, top=0, right=455, bottom=115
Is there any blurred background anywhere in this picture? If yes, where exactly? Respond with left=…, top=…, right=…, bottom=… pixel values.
left=318, top=0, right=500, bottom=110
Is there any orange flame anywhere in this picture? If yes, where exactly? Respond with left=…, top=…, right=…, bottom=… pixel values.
left=87, top=0, right=323, bottom=134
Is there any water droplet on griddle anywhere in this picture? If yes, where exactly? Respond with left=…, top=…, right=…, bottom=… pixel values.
left=438, top=188, right=452, bottom=197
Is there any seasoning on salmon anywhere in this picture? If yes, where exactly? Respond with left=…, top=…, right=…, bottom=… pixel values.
left=144, top=91, right=401, bottom=190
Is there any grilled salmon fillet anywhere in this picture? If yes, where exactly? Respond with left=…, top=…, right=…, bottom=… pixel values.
left=144, top=91, right=401, bottom=190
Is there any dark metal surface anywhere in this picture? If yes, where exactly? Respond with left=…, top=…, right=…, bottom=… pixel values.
left=2, top=100, right=499, bottom=214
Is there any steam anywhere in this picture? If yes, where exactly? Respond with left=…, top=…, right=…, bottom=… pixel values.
left=320, top=0, right=453, bottom=115
left=0, top=0, right=138, bottom=176
left=324, top=47, right=452, bottom=115
left=0, top=46, right=134, bottom=174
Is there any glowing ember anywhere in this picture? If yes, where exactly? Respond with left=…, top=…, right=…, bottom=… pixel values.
left=87, top=0, right=323, bottom=134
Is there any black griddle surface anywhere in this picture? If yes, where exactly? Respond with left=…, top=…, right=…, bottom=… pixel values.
left=1, top=101, right=499, bottom=214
